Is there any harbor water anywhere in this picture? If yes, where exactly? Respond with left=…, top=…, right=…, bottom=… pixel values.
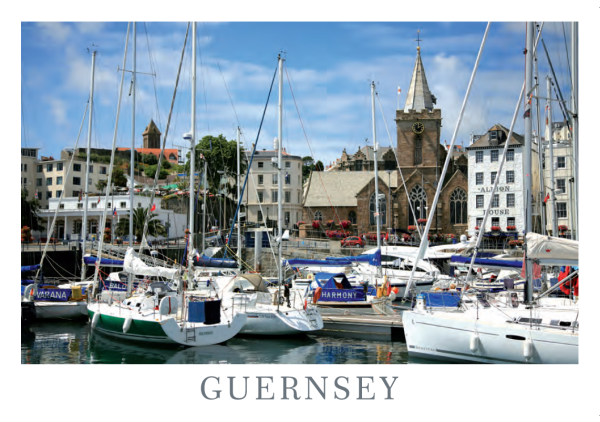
left=21, top=319, right=438, bottom=365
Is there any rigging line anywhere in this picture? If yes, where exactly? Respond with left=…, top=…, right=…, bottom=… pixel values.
left=216, top=61, right=242, bottom=131
left=284, top=67, right=343, bottom=232
left=140, top=22, right=190, bottom=253
left=143, top=22, right=164, bottom=131
left=561, top=22, right=573, bottom=94
left=196, top=28, right=211, bottom=135
left=223, top=59, right=278, bottom=260
left=375, top=91, right=422, bottom=238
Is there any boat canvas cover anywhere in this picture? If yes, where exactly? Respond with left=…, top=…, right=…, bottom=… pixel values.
left=418, top=291, right=461, bottom=307
left=83, top=256, right=124, bottom=266
left=234, top=274, right=269, bottom=293
left=312, top=272, right=365, bottom=302
left=285, top=249, right=381, bottom=268
left=526, top=233, right=578, bottom=265
left=193, top=255, right=237, bottom=268
left=450, top=255, right=522, bottom=269
left=21, top=264, right=40, bottom=272
left=124, top=248, right=178, bottom=278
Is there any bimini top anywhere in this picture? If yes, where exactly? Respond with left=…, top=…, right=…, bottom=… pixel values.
left=526, top=233, right=578, bottom=265
left=313, top=273, right=353, bottom=290
left=234, top=274, right=269, bottom=293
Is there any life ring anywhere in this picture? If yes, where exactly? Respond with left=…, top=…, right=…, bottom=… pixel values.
left=312, top=286, right=322, bottom=304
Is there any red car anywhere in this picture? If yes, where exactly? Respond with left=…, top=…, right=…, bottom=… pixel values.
left=341, top=236, right=365, bottom=248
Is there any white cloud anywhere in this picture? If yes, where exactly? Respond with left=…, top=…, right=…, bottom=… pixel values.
left=35, top=22, right=71, bottom=43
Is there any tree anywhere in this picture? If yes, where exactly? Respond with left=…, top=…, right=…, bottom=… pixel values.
left=185, top=134, right=247, bottom=194
left=21, top=190, right=45, bottom=232
left=115, top=207, right=166, bottom=240
left=142, top=153, right=158, bottom=165
left=315, top=160, right=324, bottom=171
left=145, top=165, right=169, bottom=179
left=302, top=156, right=315, bottom=179
left=112, top=167, right=128, bottom=187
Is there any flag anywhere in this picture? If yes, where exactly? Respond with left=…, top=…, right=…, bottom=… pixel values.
left=397, top=86, right=401, bottom=94
left=113, top=207, right=117, bottom=218
left=78, top=190, right=82, bottom=202
left=544, top=193, right=550, bottom=203
left=199, top=153, right=205, bottom=160
left=527, top=92, right=532, bottom=105
left=97, top=196, right=101, bottom=204
left=523, top=108, right=531, bottom=118
left=150, top=204, right=156, bottom=212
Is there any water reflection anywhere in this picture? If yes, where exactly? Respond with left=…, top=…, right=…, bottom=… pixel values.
left=22, top=321, right=430, bottom=365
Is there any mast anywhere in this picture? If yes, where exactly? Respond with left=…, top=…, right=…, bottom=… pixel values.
left=81, top=50, right=96, bottom=281
left=237, top=126, right=242, bottom=264
left=546, top=75, right=558, bottom=236
left=571, top=22, right=578, bottom=240
left=533, top=42, right=546, bottom=235
left=277, top=54, right=284, bottom=311
left=202, top=160, right=207, bottom=253
left=371, top=81, right=382, bottom=277
left=129, top=22, right=136, bottom=250
left=187, top=21, right=197, bottom=279
left=524, top=21, right=534, bottom=303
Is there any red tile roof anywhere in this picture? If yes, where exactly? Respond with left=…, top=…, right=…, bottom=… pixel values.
left=117, top=148, right=179, bottom=163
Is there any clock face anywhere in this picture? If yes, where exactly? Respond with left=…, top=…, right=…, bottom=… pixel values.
left=412, top=122, right=424, bottom=134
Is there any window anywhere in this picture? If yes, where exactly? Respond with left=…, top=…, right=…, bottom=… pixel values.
left=476, top=195, right=484, bottom=208
left=285, top=211, right=290, bottom=225
left=476, top=172, right=483, bottom=185
left=74, top=221, right=82, bottom=234
left=89, top=165, right=93, bottom=173
left=59, top=204, right=64, bottom=209
left=491, top=150, right=499, bottom=162
left=120, top=202, right=127, bottom=208
left=349, top=211, right=357, bottom=224
left=23, top=163, right=28, bottom=172
left=272, top=191, right=278, bottom=203
left=285, top=161, right=291, bottom=168
left=56, top=190, right=62, bottom=198
left=507, top=193, right=515, bottom=207
left=370, top=192, right=387, bottom=226
left=37, top=164, right=42, bottom=172
left=491, top=217, right=500, bottom=227
left=414, top=135, right=422, bottom=165
left=88, top=178, right=92, bottom=186
left=257, top=210, right=263, bottom=221
left=506, top=171, right=515, bottom=184
left=91, top=203, right=97, bottom=209
left=491, top=172, right=497, bottom=184
left=490, top=131, right=498, bottom=142
left=47, top=163, right=53, bottom=172
left=507, top=217, right=515, bottom=227
left=73, top=177, right=81, bottom=185
left=36, top=178, right=42, bottom=187
left=258, top=175, right=264, bottom=185
left=556, top=202, right=567, bottom=218
left=298, top=175, right=301, bottom=184
left=557, top=156, right=566, bottom=168
left=298, top=191, right=301, bottom=203
left=314, top=211, right=323, bottom=221
left=23, top=177, right=27, bottom=185
left=46, top=191, right=52, bottom=199
left=46, top=177, right=52, bottom=186
left=556, top=179, right=566, bottom=194
left=56, top=176, right=63, bottom=185
left=100, top=166, right=107, bottom=175
left=506, top=149, right=514, bottom=162
left=450, top=188, right=467, bottom=225
left=73, top=163, right=81, bottom=172
left=77, top=203, right=83, bottom=209
left=476, top=151, right=483, bottom=163
left=476, top=217, right=483, bottom=228
left=285, top=173, right=291, bottom=185
left=257, top=161, right=264, bottom=168
left=57, top=162, right=63, bottom=171
left=258, top=192, right=264, bottom=203
left=285, top=191, right=291, bottom=203
left=272, top=174, right=278, bottom=185
left=408, top=185, right=427, bottom=226
left=354, top=160, right=363, bottom=171
left=492, top=194, right=499, bottom=208
left=73, top=191, right=79, bottom=197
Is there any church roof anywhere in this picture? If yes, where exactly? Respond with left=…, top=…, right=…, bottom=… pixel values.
left=404, top=47, right=436, bottom=113
left=143, top=119, right=161, bottom=136
left=304, top=171, right=396, bottom=207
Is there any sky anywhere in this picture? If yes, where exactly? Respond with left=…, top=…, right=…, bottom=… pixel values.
left=21, top=21, right=576, bottom=167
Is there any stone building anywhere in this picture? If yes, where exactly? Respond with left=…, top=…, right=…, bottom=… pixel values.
left=331, top=145, right=397, bottom=172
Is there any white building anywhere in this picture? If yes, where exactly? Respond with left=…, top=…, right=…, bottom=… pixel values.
left=38, top=194, right=187, bottom=240
left=242, top=146, right=304, bottom=230
left=543, top=121, right=576, bottom=238
left=466, top=124, right=540, bottom=235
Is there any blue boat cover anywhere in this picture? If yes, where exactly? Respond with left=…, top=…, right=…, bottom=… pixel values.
left=193, top=255, right=237, bottom=268
left=286, top=249, right=381, bottom=268
left=83, top=256, right=124, bottom=266
left=450, top=255, right=522, bottom=269
left=418, top=291, right=461, bottom=307
left=311, top=273, right=366, bottom=302
left=21, top=264, right=40, bottom=272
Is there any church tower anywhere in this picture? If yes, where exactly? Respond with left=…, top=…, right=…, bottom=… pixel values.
left=395, top=32, right=447, bottom=228
left=142, top=120, right=161, bottom=149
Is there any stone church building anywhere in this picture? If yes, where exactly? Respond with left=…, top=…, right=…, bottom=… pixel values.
left=303, top=43, right=469, bottom=236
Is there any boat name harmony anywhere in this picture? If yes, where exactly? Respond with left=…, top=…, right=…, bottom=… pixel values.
left=200, top=376, right=399, bottom=400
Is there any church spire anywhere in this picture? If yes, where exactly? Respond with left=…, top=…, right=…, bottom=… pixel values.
left=404, top=31, right=436, bottom=113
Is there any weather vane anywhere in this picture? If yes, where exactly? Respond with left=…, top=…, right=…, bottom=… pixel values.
left=415, top=30, right=423, bottom=49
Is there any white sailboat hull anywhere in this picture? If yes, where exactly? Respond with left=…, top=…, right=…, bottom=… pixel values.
left=240, top=307, right=323, bottom=335
left=402, top=305, right=578, bottom=364
left=28, top=301, right=88, bottom=320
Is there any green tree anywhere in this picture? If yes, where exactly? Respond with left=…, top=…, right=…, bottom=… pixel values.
left=115, top=207, right=166, bottom=240
left=112, top=167, right=128, bottom=187
left=145, top=165, right=169, bottom=179
left=21, top=189, right=45, bottom=232
left=315, top=160, right=324, bottom=171
left=185, top=134, right=247, bottom=194
left=142, top=153, right=158, bottom=165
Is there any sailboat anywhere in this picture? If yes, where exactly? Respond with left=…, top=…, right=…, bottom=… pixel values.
left=87, top=22, right=247, bottom=346
left=402, top=22, right=579, bottom=363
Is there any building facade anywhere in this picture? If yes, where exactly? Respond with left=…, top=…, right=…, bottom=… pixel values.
left=242, top=147, right=304, bottom=231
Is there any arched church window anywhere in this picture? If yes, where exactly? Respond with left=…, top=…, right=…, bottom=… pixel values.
left=349, top=211, right=357, bottom=224
left=314, top=211, right=323, bottom=221
left=369, top=192, right=386, bottom=226
left=408, top=185, right=427, bottom=226
left=450, top=188, right=467, bottom=225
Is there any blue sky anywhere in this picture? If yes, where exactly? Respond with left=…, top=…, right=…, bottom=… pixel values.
left=21, top=21, right=575, bottom=166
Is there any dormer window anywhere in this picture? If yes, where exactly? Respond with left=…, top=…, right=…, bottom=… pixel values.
left=490, top=131, right=498, bottom=141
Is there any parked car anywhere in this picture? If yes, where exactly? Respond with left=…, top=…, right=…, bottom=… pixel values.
left=341, top=236, right=364, bottom=248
